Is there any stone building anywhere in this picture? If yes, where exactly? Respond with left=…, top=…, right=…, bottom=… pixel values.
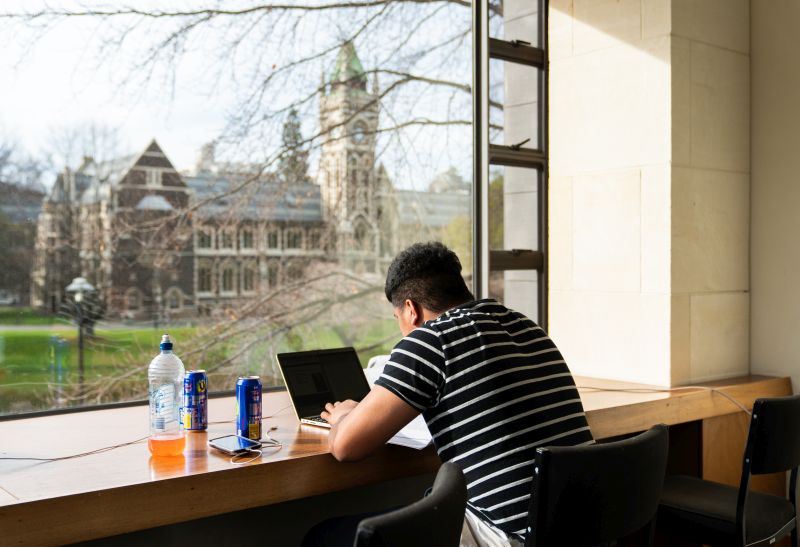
left=30, top=42, right=469, bottom=320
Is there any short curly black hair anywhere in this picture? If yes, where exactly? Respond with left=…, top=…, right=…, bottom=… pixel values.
left=384, top=242, right=474, bottom=313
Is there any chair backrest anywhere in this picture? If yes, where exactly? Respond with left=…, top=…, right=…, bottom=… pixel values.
left=354, top=462, right=467, bottom=547
left=526, top=424, right=669, bottom=547
left=746, top=394, right=800, bottom=475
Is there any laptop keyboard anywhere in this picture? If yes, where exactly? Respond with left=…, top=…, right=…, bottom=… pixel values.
left=305, top=416, right=329, bottom=425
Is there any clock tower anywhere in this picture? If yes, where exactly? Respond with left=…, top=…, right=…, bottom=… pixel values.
left=317, top=42, right=381, bottom=273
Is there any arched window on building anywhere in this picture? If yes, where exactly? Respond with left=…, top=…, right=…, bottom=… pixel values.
left=285, top=229, right=303, bottom=250
left=221, top=264, right=236, bottom=293
left=349, top=156, right=357, bottom=187
left=354, top=222, right=373, bottom=252
left=241, top=228, right=254, bottom=249
left=198, top=266, right=213, bottom=293
left=198, top=228, right=213, bottom=249
left=242, top=267, right=256, bottom=293
left=267, top=261, right=279, bottom=289
left=266, top=228, right=280, bottom=249
left=309, top=230, right=322, bottom=250
left=126, top=288, right=142, bottom=311
left=219, top=229, right=235, bottom=249
left=166, top=288, right=182, bottom=310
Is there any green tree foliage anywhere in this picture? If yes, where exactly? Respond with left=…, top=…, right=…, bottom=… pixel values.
left=489, top=174, right=504, bottom=250
left=278, top=109, right=309, bottom=184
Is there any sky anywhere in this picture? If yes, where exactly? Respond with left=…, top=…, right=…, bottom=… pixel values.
left=0, top=1, right=474, bottom=191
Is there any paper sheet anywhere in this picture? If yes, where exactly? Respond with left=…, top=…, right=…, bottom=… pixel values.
left=366, top=355, right=433, bottom=450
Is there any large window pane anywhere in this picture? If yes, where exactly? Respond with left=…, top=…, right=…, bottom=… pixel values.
left=0, top=2, right=472, bottom=416
left=489, top=59, right=541, bottom=149
left=489, top=0, right=542, bottom=48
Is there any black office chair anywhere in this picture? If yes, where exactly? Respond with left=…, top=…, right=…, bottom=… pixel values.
left=354, top=462, right=467, bottom=547
left=659, top=394, right=800, bottom=547
left=525, top=423, right=669, bottom=547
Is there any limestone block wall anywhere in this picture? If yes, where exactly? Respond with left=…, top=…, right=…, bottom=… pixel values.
left=669, top=0, right=750, bottom=384
left=548, top=0, right=750, bottom=386
left=549, top=0, right=673, bottom=385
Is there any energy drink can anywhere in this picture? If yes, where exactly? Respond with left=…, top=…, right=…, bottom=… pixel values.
left=236, top=376, right=262, bottom=440
left=182, top=370, right=208, bottom=431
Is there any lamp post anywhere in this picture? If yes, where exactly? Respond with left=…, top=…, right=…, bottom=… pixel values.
left=65, top=277, right=95, bottom=389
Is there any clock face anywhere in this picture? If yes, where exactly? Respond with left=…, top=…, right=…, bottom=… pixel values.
left=352, top=121, right=368, bottom=144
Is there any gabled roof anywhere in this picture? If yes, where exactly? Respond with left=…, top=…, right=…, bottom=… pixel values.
left=186, top=172, right=323, bottom=223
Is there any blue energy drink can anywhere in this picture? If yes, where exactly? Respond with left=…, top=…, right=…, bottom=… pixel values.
left=182, top=370, right=208, bottom=431
left=236, top=376, right=262, bottom=440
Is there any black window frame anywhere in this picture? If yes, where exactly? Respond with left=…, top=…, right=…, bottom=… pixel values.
left=473, top=0, right=549, bottom=329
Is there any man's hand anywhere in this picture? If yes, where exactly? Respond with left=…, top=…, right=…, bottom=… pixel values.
left=321, top=399, right=358, bottom=425
left=325, top=386, right=420, bottom=461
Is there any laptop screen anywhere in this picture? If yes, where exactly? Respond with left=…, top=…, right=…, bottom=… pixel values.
left=277, top=347, right=371, bottom=419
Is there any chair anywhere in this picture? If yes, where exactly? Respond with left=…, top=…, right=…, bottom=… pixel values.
left=526, top=424, right=669, bottom=547
left=354, top=462, right=467, bottom=547
left=659, top=394, right=800, bottom=547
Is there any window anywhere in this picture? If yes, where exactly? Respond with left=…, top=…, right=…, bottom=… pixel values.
left=309, top=230, right=322, bottom=250
left=167, top=289, right=181, bottom=310
left=243, top=268, right=256, bottom=292
left=198, top=268, right=213, bottom=292
left=146, top=170, right=161, bottom=186
left=221, top=267, right=235, bottom=292
left=241, top=229, right=254, bottom=249
left=266, top=229, right=280, bottom=249
left=2, top=2, right=473, bottom=417
left=220, top=230, right=235, bottom=249
left=267, top=262, right=279, bottom=289
left=126, top=289, right=142, bottom=311
left=285, top=229, right=303, bottom=250
left=474, top=0, right=547, bottom=326
left=198, top=230, right=213, bottom=249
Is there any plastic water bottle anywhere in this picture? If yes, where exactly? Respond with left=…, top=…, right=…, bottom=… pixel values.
left=148, top=334, right=186, bottom=456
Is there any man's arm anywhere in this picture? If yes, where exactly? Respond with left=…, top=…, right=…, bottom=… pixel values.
left=321, top=385, right=420, bottom=462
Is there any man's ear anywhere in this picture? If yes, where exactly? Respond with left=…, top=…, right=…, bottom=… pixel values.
left=406, top=299, right=424, bottom=327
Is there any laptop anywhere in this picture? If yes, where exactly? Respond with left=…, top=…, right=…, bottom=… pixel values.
left=277, top=347, right=371, bottom=428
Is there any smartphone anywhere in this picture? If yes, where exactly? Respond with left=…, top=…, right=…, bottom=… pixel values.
left=209, top=435, right=262, bottom=455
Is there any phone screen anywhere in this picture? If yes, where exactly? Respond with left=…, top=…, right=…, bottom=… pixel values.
left=209, top=435, right=262, bottom=454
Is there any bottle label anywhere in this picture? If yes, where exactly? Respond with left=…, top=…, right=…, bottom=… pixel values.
left=151, top=383, right=177, bottom=432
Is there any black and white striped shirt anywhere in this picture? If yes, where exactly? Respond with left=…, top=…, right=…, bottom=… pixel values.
left=375, top=299, right=593, bottom=540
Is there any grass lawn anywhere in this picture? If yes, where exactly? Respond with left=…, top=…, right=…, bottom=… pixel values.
left=0, top=307, right=68, bottom=326
left=0, top=320, right=400, bottom=415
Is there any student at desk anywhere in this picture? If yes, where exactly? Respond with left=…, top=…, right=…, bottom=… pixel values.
left=305, top=242, right=593, bottom=546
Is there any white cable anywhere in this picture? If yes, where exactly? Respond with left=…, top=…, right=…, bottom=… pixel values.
left=230, top=449, right=263, bottom=465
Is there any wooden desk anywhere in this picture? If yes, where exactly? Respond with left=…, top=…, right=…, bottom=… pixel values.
left=0, top=375, right=791, bottom=546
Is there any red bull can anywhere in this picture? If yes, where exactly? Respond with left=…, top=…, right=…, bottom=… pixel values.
left=236, top=376, right=262, bottom=440
left=182, top=370, right=208, bottom=431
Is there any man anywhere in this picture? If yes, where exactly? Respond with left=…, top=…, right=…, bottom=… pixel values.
left=316, top=242, right=593, bottom=545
